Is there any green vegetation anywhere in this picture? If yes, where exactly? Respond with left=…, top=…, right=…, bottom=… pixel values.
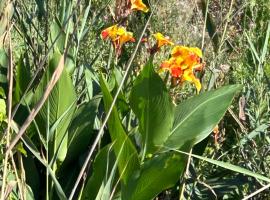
left=0, top=0, right=269, bottom=199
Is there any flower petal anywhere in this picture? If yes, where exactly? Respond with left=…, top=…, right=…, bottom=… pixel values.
left=153, top=32, right=174, bottom=48
left=131, top=0, right=149, bottom=12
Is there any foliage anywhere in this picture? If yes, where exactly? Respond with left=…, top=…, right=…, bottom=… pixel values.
left=0, top=0, right=269, bottom=199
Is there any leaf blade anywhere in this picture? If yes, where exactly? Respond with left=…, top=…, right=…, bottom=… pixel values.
left=100, top=74, right=140, bottom=184
left=165, top=85, right=242, bottom=149
left=130, top=60, right=174, bottom=154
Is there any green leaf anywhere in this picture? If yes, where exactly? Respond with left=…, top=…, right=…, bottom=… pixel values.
left=130, top=59, right=174, bottom=154
left=99, top=74, right=140, bottom=184
left=50, top=19, right=66, bottom=52
left=33, top=51, right=76, bottom=162
left=122, top=152, right=185, bottom=200
left=0, top=87, right=5, bottom=98
left=64, top=97, right=100, bottom=164
left=81, top=145, right=116, bottom=200
left=34, top=0, right=45, bottom=19
left=22, top=153, right=40, bottom=199
left=240, top=124, right=269, bottom=145
left=0, top=49, right=8, bottom=83
left=20, top=135, right=67, bottom=199
left=174, top=149, right=270, bottom=183
left=14, top=54, right=31, bottom=103
left=0, top=49, right=8, bottom=68
left=0, top=98, right=6, bottom=121
left=25, top=185, right=35, bottom=200
left=164, top=85, right=242, bottom=150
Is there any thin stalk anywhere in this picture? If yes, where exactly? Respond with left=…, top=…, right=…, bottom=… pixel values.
left=46, top=82, right=50, bottom=200
left=10, top=155, right=24, bottom=200
left=201, top=0, right=210, bottom=50
left=217, top=0, right=235, bottom=54
left=243, top=184, right=270, bottom=200
left=179, top=148, right=193, bottom=200
left=1, top=25, right=14, bottom=200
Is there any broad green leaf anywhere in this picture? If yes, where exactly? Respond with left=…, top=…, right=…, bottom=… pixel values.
left=19, top=134, right=67, bottom=199
left=23, top=153, right=40, bottom=199
left=174, top=149, right=270, bottom=183
left=14, top=54, right=31, bottom=103
left=50, top=19, right=66, bottom=52
left=122, top=152, right=185, bottom=200
left=64, top=97, right=100, bottom=164
left=130, top=59, right=174, bottom=154
left=81, top=145, right=116, bottom=200
left=164, top=85, right=242, bottom=150
left=96, top=145, right=119, bottom=200
left=33, top=51, right=76, bottom=162
left=100, top=75, right=139, bottom=184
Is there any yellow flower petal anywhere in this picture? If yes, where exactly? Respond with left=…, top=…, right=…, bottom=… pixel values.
left=189, top=47, right=203, bottom=58
left=101, top=25, right=118, bottom=40
left=182, top=70, right=202, bottom=92
left=101, top=24, right=135, bottom=53
left=192, top=77, right=202, bottom=93
left=131, top=0, right=149, bottom=12
left=153, top=32, right=174, bottom=48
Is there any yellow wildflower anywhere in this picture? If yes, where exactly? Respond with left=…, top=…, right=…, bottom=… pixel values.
left=131, top=0, right=149, bottom=13
left=101, top=24, right=135, bottom=55
left=153, top=32, right=174, bottom=48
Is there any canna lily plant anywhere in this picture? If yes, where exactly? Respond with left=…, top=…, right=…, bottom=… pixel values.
left=3, top=1, right=261, bottom=200
left=80, top=29, right=242, bottom=199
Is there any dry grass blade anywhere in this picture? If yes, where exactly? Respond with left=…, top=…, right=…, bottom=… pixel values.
left=242, top=184, right=270, bottom=200
left=6, top=54, right=65, bottom=154
left=1, top=25, right=15, bottom=200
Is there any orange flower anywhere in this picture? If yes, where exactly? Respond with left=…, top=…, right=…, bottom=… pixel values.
left=101, top=25, right=118, bottom=40
left=171, top=46, right=202, bottom=58
left=153, top=32, right=174, bottom=48
left=131, top=0, right=149, bottom=12
left=160, top=45, right=203, bottom=92
left=101, top=25, right=135, bottom=55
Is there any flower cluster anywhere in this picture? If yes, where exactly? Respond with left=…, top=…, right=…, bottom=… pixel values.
left=161, top=46, right=203, bottom=92
left=101, top=1, right=204, bottom=92
left=101, top=25, right=135, bottom=55
left=101, top=0, right=148, bottom=55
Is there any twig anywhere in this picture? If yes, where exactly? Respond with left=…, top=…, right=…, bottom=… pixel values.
left=228, top=107, right=247, bottom=133
left=1, top=23, right=14, bottom=200
left=179, top=148, right=192, bottom=200
left=242, top=184, right=270, bottom=200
